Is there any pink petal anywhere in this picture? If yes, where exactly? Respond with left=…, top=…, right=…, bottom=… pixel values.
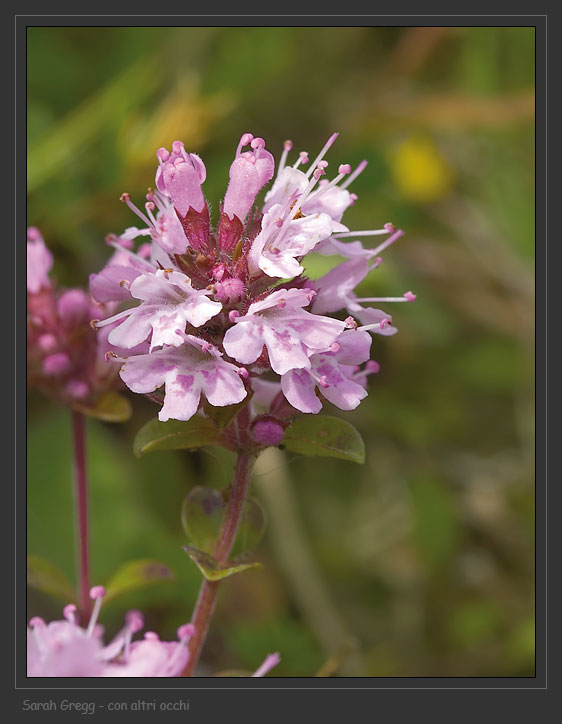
left=182, top=296, right=222, bottom=328
left=223, top=321, right=265, bottom=365
left=250, top=378, right=282, bottom=409
left=159, top=373, right=201, bottom=422
left=252, top=652, right=281, bottom=677
left=149, top=309, right=191, bottom=349
left=107, top=308, right=155, bottom=349
left=354, top=306, right=398, bottom=336
left=333, top=330, right=372, bottom=365
left=89, top=265, right=141, bottom=303
left=163, top=161, right=205, bottom=216
left=27, top=238, right=53, bottom=294
left=320, top=372, right=367, bottom=411
left=262, top=326, right=311, bottom=376
left=281, top=369, right=322, bottom=414
left=302, top=185, right=353, bottom=222
left=223, top=157, right=260, bottom=222
left=119, top=353, right=176, bottom=394
left=263, top=167, right=308, bottom=213
left=287, top=314, right=346, bottom=351
left=202, top=364, right=247, bottom=408
left=312, top=258, right=369, bottom=315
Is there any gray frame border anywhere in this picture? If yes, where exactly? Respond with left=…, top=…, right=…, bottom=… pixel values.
left=10, top=5, right=551, bottom=717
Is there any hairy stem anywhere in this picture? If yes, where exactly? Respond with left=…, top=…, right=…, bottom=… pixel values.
left=71, top=411, right=91, bottom=619
left=183, top=449, right=255, bottom=676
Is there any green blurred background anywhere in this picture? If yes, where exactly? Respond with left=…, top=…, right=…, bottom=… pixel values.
left=27, top=26, right=535, bottom=677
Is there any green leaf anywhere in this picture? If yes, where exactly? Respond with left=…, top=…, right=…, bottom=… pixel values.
left=104, top=559, right=174, bottom=605
left=231, top=496, right=266, bottom=558
left=133, top=416, right=220, bottom=457
left=181, top=487, right=225, bottom=554
left=202, top=394, right=252, bottom=429
left=73, top=391, right=132, bottom=423
left=181, top=487, right=266, bottom=557
left=27, top=556, right=76, bottom=603
left=283, top=415, right=365, bottom=464
left=183, top=545, right=261, bottom=582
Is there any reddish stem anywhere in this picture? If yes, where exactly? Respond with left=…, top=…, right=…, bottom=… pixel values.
left=182, top=449, right=255, bottom=676
left=71, top=411, right=91, bottom=619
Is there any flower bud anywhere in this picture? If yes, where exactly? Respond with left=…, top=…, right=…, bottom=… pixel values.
left=42, top=352, right=70, bottom=376
left=155, top=141, right=206, bottom=217
left=57, top=289, right=90, bottom=327
left=250, top=416, right=286, bottom=447
left=27, top=230, right=53, bottom=294
left=223, top=134, right=274, bottom=222
left=214, top=278, right=245, bottom=304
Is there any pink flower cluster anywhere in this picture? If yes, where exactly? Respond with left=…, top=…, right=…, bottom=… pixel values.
left=26, top=228, right=135, bottom=408
left=27, top=586, right=279, bottom=677
left=90, top=133, right=415, bottom=427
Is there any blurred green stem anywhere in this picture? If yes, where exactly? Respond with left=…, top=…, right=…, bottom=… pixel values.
left=254, top=448, right=359, bottom=675
left=183, top=449, right=255, bottom=676
left=71, top=411, right=91, bottom=620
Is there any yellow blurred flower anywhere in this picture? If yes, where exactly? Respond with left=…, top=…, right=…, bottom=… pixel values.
left=391, top=136, right=453, bottom=203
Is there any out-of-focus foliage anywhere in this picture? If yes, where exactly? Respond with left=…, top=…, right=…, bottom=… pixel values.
left=27, top=26, right=534, bottom=677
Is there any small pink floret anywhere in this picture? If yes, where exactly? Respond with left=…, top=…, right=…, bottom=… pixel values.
left=66, top=380, right=89, bottom=400
left=42, top=353, right=70, bottom=376
left=38, top=333, right=58, bottom=352
left=89, top=585, right=106, bottom=600
left=63, top=604, right=77, bottom=621
left=366, top=360, right=381, bottom=374
left=27, top=226, right=42, bottom=241
left=215, top=277, right=245, bottom=303
left=57, top=289, right=90, bottom=327
left=177, top=623, right=196, bottom=641
left=126, top=610, right=145, bottom=633
left=251, top=418, right=285, bottom=447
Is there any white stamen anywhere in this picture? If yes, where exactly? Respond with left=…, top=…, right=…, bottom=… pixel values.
left=305, top=133, right=339, bottom=179
left=145, top=203, right=158, bottom=227
left=308, top=170, right=347, bottom=201
left=94, top=307, right=137, bottom=328
left=357, top=319, right=392, bottom=333
left=370, top=229, right=405, bottom=256
left=340, top=160, right=368, bottom=189
left=332, top=229, right=389, bottom=238
left=122, top=195, right=152, bottom=228
left=107, top=241, right=155, bottom=269
left=86, top=597, right=103, bottom=637
left=277, top=140, right=293, bottom=175
left=353, top=296, right=410, bottom=303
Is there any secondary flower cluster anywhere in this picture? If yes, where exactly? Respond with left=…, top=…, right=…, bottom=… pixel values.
left=90, top=133, right=414, bottom=431
left=27, top=228, right=136, bottom=409
left=27, top=586, right=279, bottom=677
